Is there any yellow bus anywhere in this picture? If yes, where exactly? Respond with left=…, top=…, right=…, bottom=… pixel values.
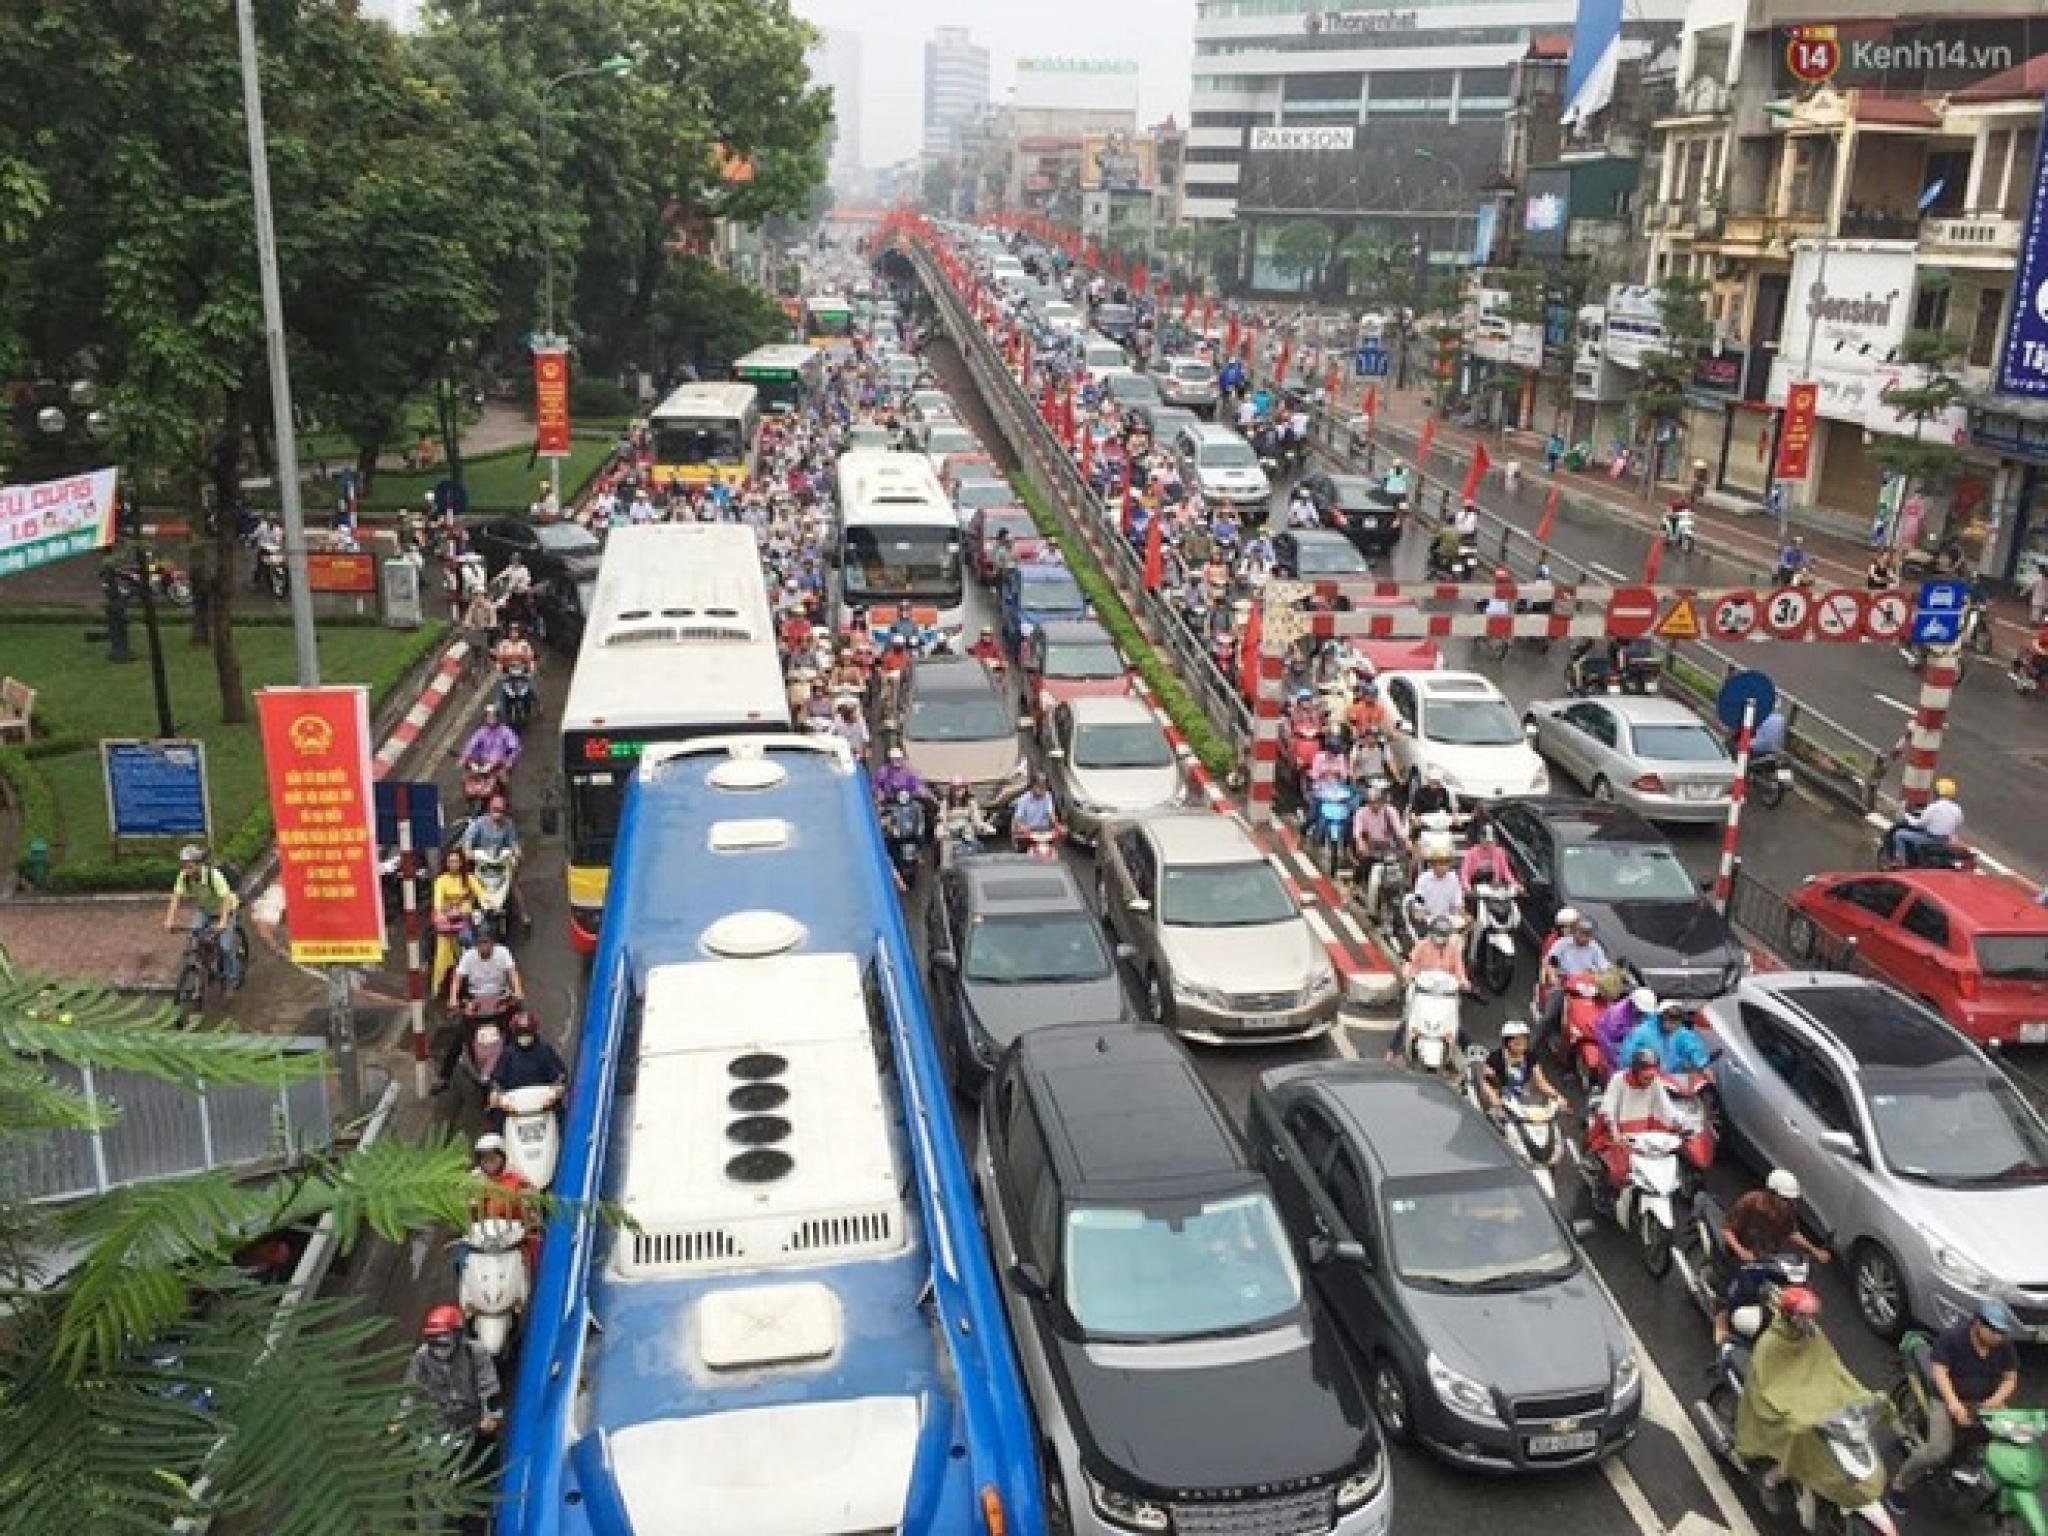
left=559, top=524, right=791, bottom=951
left=732, top=343, right=826, bottom=415
left=803, top=293, right=855, bottom=351
left=646, top=380, right=760, bottom=488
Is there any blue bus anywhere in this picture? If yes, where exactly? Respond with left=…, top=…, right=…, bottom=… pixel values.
left=499, top=733, right=1044, bottom=1536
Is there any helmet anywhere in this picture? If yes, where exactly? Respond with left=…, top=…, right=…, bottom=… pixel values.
left=1554, top=906, right=1580, bottom=928
left=1630, top=987, right=1659, bottom=1016
left=1501, top=1019, right=1531, bottom=1040
left=1322, top=732, right=1345, bottom=754
left=179, top=844, right=205, bottom=865
left=1777, top=1286, right=1822, bottom=1319
left=1494, top=567, right=1511, bottom=581
left=422, top=1305, right=466, bottom=1338
left=1935, top=777, right=1957, bottom=798
left=474, top=1133, right=506, bottom=1158
left=1430, top=916, right=1454, bottom=939
left=1427, top=766, right=1445, bottom=784
left=483, top=703, right=501, bottom=719
left=1976, top=1297, right=2021, bottom=1336
left=1766, top=1169, right=1802, bottom=1202
left=980, top=624, right=994, bottom=636
left=1628, top=1045, right=1660, bottom=1078
left=887, top=745, right=904, bottom=761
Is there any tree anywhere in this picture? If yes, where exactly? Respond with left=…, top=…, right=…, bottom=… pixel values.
left=1270, top=220, right=1334, bottom=296
left=1633, top=272, right=1714, bottom=488
left=0, top=955, right=505, bottom=1535
left=1334, top=232, right=1394, bottom=301
left=646, top=254, right=795, bottom=378
left=1870, top=327, right=1969, bottom=540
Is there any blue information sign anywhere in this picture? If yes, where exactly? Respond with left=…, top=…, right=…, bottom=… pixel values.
left=1354, top=345, right=1390, bottom=379
left=373, top=780, right=444, bottom=853
left=1994, top=95, right=2048, bottom=401
left=101, top=739, right=211, bottom=840
left=1910, top=579, right=1971, bottom=646
left=1716, top=670, right=1777, bottom=733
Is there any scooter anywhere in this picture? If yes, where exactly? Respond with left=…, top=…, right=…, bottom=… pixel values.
left=1891, top=1331, right=2048, bottom=1534
left=1356, top=843, right=1407, bottom=932
left=1014, top=823, right=1064, bottom=862
left=1876, top=826, right=1976, bottom=872
left=1426, top=539, right=1482, bottom=584
left=883, top=801, right=927, bottom=889
left=1465, top=881, right=1521, bottom=997
left=456, top=1215, right=529, bottom=1358
left=1548, top=974, right=1608, bottom=1094
left=1662, top=501, right=1698, bottom=554
left=1307, top=780, right=1359, bottom=879
left=1663, top=1064, right=1720, bottom=1185
left=1694, top=1361, right=1897, bottom=1536
left=1495, top=1094, right=1567, bottom=1201
left=1618, top=649, right=1663, bottom=696
left=494, top=1083, right=563, bottom=1191
left=1401, top=969, right=1465, bottom=1085
left=1583, top=1128, right=1684, bottom=1277
left=469, top=848, right=518, bottom=943
left=1749, top=751, right=1794, bottom=809
left=497, top=665, right=537, bottom=732
left=461, top=760, right=508, bottom=819
left=2011, top=654, right=2046, bottom=698
left=253, top=541, right=288, bottom=598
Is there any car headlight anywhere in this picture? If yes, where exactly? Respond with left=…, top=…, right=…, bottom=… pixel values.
left=1085, top=1469, right=1169, bottom=1533
left=1612, top=1348, right=1641, bottom=1402
left=1333, top=1452, right=1386, bottom=1512
left=1929, top=1238, right=2013, bottom=1297
left=1427, top=1351, right=1501, bottom=1425
left=1304, top=966, right=1339, bottom=1003
left=1175, top=976, right=1230, bottom=1009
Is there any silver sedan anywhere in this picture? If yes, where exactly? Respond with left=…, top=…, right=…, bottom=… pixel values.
left=1522, top=695, right=1734, bottom=823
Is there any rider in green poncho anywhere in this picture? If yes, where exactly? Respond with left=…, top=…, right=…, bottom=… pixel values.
left=1734, top=1285, right=1890, bottom=1512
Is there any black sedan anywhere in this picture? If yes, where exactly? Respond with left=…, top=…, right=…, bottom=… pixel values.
left=1273, top=529, right=1372, bottom=580
left=1490, top=797, right=1746, bottom=1001
left=1249, top=1063, right=1640, bottom=1472
left=534, top=573, right=593, bottom=654
left=465, top=516, right=602, bottom=585
left=923, top=855, right=1134, bottom=1095
left=1300, top=471, right=1406, bottom=555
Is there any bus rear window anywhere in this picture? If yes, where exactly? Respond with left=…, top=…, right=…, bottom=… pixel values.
left=654, top=420, right=742, bottom=464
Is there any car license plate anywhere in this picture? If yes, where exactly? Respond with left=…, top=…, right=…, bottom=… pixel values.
left=1527, top=1430, right=1600, bottom=1455
left=2024, top=1022, right=2048, bottom=1046
left=1681, top=784, right=1718, bottom=800
left=1244, top=1015, right=1287, bottom=1032
left=517, top=1120, right=547, bottom=1143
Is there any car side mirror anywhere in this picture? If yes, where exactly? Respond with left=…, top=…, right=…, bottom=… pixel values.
left=1017, top=715, right=1036, bottom=733
left=1571, top=1218, right=1599, bottom=1242
left=1817, top=1129, right=1861, bottom=1162
left=1523, top=721, right=1539, bottom=740
left=1115, top=941, right=1138, bottom=961
left=1010, top=1260, right=1051, bottom=1302
left=1309, top=1233, right=1369, bottom=1267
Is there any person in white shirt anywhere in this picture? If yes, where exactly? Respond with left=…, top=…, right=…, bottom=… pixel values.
left=1885, top=777, right=1964, bottom=864
left=1409, top=849, right=1465, bottom=926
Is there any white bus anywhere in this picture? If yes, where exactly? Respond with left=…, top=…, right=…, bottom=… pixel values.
left=835, top=449, right=966, bottom=636
left=558, top=524, right=790, bottom=950
left=646, top=380, right=760, bottom=489
left=732, top=343, right=826, bottom=415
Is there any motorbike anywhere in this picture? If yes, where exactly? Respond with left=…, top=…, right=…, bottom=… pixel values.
left=1495, top=1093, right=1567, bottom=1201
left=1583, top=1128, right=1684, bottom=1277
left=469, top=848, right=518, bottom=944
left=1410, top=807, right=1463, bottom=865
left=1400, top=968, right=1465, bottom=1085
left=2010, top=654, right=2046, bottom=698
left=1357, top=844, right=1407, bottom=933
left=456, top=1215, right=529, bottom=1358
left=497, top=665, right=536, bottom=732
left=1663, top=502, right=1699, bottom=554
left=1618, top=648, right=1663, bottom=696
left=1750, top=751, right=1794, bottom=809
left=1877, top=826, right=1976, bottom=872
left=883, top=802, right=928, bottom=889
left=494, top=1083, right=563, bottom=1192
left=1465, top=881, right=1521, bottom=997
left=1663, top=1064, right=1720, bottom=1185
left=253, top=541, right=288, bottom=598
left=1306, top=780, right=1359, bottom=878
left=1426, top=538, right=1482, bottom=584
left=1014, top=822, right=1064, bottom=862
left=1891, top=1331, right=2048, bottom=1534
left=106, top=546, right=195, bottom=608
left=1547, top=974, right=1608, bottom=1094
left=461, top=760, right=509, bottom=819
left=1565, top=644, right=1623, bottom=698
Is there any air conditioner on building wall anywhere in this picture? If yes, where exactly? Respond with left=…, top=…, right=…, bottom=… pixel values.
left=1696, top=205, right=1722, bottom=237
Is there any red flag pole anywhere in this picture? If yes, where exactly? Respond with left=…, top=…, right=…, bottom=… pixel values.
left=1641, top=533, right=1664, bottom=586
left=1459, top=443, right=1490, bottom=504
left=1534, top=481, right=1561, bottom=544
left=1416, top=416, right=1439, bottom=473
left=1143, top=504, right=1166, bottom=590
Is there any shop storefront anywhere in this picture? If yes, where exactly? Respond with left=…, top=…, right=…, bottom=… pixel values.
left=1971, top=402, right=2048, bottom=585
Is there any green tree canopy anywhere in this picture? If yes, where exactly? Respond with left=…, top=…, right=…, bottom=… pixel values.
left=1271, top=220, right=1335, bottom=295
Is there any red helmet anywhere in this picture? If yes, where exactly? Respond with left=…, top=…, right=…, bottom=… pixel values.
left=422, top=1304, right=465, bottom=1338
left=1776, top=1286, right=1822, bottom=1319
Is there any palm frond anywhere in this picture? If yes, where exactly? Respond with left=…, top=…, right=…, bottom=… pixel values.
left=0, top=1051, right=115, bottom=1133
left=3, top=1009, right=322, bottom=1091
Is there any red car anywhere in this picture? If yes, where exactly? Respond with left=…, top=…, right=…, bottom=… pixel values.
left=1019, top=618, right=1130, bottom=734
left=1788, top=869, right=2048, bottom=1046
left=967, top=506, right=1043, bottom=582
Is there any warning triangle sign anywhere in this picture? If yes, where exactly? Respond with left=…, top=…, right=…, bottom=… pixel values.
left=1652, top=593, right=1702, bottom=640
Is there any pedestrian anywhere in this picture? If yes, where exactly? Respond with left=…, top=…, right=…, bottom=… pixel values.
left=2029, top=563, right=2048, bottom=627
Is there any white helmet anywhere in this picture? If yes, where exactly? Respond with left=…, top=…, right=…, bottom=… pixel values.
left=1767, top=1168, right=1802, bottom=1201
left=1500, top=1020, right=1531, bottom=1040
left=474, top=1133, right=506, bottom=1157
left=1630, top=987, right=1658, bottom=1015
left=1554, top=907, right=1580, bottom=928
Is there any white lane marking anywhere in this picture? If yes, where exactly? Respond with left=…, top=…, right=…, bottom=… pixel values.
left=1871, top=692, right=1916, bottom=714
left=1670, top=1517, right=1735, bottom=1536
left=1328, top=1014, right=1362, bottom=1059
left=1590, top=562, right=1631, bottom=585
left=1604, top=1457, right=1682, bottom=1536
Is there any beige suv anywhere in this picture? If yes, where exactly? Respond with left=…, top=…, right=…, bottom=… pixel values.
left=1095, top=811, right=1339, bottom=1044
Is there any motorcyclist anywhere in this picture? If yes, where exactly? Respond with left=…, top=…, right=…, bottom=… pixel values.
left=1622, top=1001, right=1714, bottom=1077
left=1866, top=549, right=1899, bottom=591
left=461, top=797, right=529, bottom=937
left=162, top=844, right=244, bottom=990
left=460, top=704, right=523, bottom=780
left=1307, top=730, right=1351, bottom=792
left=1773, top=535, right=1811, bottom=587
left=1750, top=703, right=1789, bottom=759
left=1888, top=1297, right=2024, bottom=1512
left=1408, top=764, right=1456, bottom=824
left=485, top=1008, right=568, bottom=1120
left=1567, top=637, right=1615, bottom=693
left=967, top=624, right=1004, bottom=662
left=1380, top=461, right=1410, bottom=504
left=937, top=779, right=994, bottom=866
left=1348, top=677, right=1395, bottom=739
left=1455, top=499, right=1482, bottom=541
left=827, top=697, right=871, bottom=762
left=1712, top=1168, right=1834, bottom=1347
left=1350, top=782, right=1407, bottom=913
left=1596, top=987, right=1662, bottom=1076
left=1409, top=847, right=1465, bottom=928
left=1883, top=776, right=1963, bottom=865
left=436, top=930, right=523, bottom=1092
left=1735, top=1286, right=1887, bottom=1515
left=1458, top=820, right=1518, bottom=898
left=2013, top=621, right=2048, bottom=685
left=1402, top=913, right=1469, bottom=991
left=1009, top=771, right=1061, bottom=848
left=1481, top=1019, right=1567, bottom=1116
left=402, top=1305, right=502, bottom=1445
left=1585, top=1045, right=1683, bottom=1206
left=872, top=745, right=926, bottom=805
left=1430, top=518, right=1464, bottom=570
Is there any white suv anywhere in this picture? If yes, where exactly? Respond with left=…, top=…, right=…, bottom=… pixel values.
left=1379, top=671, right=1550, bottom=801
left=1172, top=423, right=1271, bottom=511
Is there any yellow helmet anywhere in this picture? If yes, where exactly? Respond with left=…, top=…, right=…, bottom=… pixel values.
left=1935, top=777, right=1957, bottom=798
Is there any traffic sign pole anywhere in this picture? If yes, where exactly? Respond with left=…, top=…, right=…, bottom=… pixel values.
left=396, top=781, right=429, bottom=1098
left=1713, top=699, right=1755, bottom=914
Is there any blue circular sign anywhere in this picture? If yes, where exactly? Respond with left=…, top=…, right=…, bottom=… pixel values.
left=1716, top=669, right=1777, bottom=733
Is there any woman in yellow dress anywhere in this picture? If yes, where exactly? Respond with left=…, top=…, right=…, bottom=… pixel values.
left=429, top=847, right=485, bottom=993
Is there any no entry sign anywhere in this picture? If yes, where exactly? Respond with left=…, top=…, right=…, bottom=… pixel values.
left=1609, top=586, right=1659, bottom=639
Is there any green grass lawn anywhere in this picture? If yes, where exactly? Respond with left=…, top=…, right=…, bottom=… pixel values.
left=365, top=437, right=614, bottom=514
left=1, top=616, right=445, bottom=890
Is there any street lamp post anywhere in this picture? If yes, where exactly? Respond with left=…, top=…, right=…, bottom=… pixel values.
left=1765, top=97, right=1848, bottom=546
left=539, top=55, right=634, bottom=515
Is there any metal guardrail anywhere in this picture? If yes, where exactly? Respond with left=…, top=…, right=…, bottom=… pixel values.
left=3, top=1036, right=336, bottom=1203
left=1723, top=860, right=1867, bottom=973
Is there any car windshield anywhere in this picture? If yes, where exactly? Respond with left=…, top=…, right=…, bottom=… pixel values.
left=535, top=522, right=600, bottom=556
left=1421, top=697, right=1523, bottom=746
left=1159, top=860, right=1297, bottom=927
left=905, top=689, right=1012, bottom=742
left=927, top=428, right=976, bottom=454
left=1382, top=1171, right=1577, bottom=1290
left=1022, top=573, right=1086, bottom=612
left=1295, top=541, right=1368, bottom=575
left=964, top=912, right=1113, bottom=984
left=1074, top=722, right=1173, bottom=770
left=1044, top=641, right=1125, bottom=680
left=1864, top=1071, right=2048, bottom=1187
left=1108, top=375, right=1160, bottom=402
left=1201, top=440, right=1258, bottom=470
left=1330, top=479, right=1380, bottom=510
left=1063, top=1192, right=1302, bottom=1340
left=1630, top=724, right=1729, bottom=763
left=1559, top=843, right=1700, bottom=903
left=956, top=481, right=1013, bottom=509
left=1173, top=362, right=1216, bottom=384
left=1975, top=934, right=2048, bottom=979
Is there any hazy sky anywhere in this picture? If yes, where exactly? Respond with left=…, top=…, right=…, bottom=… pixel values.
left=795, top=0, right=1195, bottom=168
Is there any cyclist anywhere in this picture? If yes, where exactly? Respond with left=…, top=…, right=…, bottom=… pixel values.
left=162, top=845, right=243, bottom=990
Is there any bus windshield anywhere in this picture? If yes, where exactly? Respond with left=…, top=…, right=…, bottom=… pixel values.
left=653, top=418, right=743, bottom=465
left=808, top=306, right=853, bottom=339
left=843, top=526, right=961, bottom=601
left=739, top=371, right=801, bottom=413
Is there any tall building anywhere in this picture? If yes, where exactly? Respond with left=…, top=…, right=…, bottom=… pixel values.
left=924, top=26, right=991, bottom=159
left=807, top=28, right=865, bottom=190
left=1185, top=0, right=1687, bottom=285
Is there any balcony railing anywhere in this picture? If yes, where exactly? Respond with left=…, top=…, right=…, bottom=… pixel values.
left=1920, top=211, right=2023, bottom=257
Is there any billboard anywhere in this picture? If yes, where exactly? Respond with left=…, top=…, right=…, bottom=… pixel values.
left=1995, top=94, right=2048, bottom=400
left=1602, top=284, right=1667, bottom=370
left=1081, top=133, right=1156, bottom=192
left=1236, top=119, right=1496, bottom=217
left=0, top=467, right=119, bottom=579
left=1014, top=56, right=1140, bottom=113
left=256, top=686, right=385, bottom=965
left=1766, top=243, right=1914, bottom=422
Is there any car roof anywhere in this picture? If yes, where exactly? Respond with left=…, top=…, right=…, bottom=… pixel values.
left=1858, top=870, right=2048, bottom=932
left=1183, top=422, right=1240, bottom=442
left=1384, top=669, right=1506, bottom=700
left=909, top=656, right=1002, bottom=695
left=1016, top=562, right=1079, bottom=584
left=1567, top=696, right=1714, bottom=730
left=1494, top=795, right=1662, bottom=844
left=1278, top=1064, right=1517, bottom=1181
left=1036, top=618, right=1114, bottom=645
left=1283, top=529, right=1356, bottom=548
left=1016, top=1025, right=1254, bottom=1200
left=960, top=854, right=1090, bottom=916
left=1739, top=974, right=1981, bottom=1072
left=1132, top=810, right=1262, bottom=865
left=1066, top=694, right=1157, bottom=726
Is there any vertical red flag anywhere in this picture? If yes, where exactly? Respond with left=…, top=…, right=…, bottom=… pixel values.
left=1201, top=298, right=1216, bottom=337
left=1119, top=458, right=1138, bottom=535
left=1275, top=340, right=1293, bottom=388
left=1180, top=289, right=1194, bottom=324
left=1224, top=316, right=1241, bottom=358
left=255, top=686, right=385, bottom=964
left=1361, top=383, right=1379, bottom=423
left=1641, top=536, right=1664, bottom=586
left=1061, top=384, right=1077, bottom=446
left=1416, top=416, right=1439, bottom=472
left=1324, top=364, right=1341, bottom=402
left=1459, top=442, right=1491, bottom=504
left=532, top=347, right=571, bottom=457
left=1534, top=481, right=1561, bottom=544
left=1143, top=502, right=1166, bottom=590
left=1079, top=420, right=1093, bottom=480
left=1237, top=596, right=1263, bottom=703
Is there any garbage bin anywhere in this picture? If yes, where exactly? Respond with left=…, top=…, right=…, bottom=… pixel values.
left=22, top=836, right=50, bottom=887
left=380, top=558, right=423, bottom=628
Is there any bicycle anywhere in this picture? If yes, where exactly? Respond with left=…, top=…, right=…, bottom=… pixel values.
left=175, top=918, right=247, bottom=1017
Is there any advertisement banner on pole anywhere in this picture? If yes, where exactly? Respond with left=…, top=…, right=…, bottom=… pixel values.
left=533, top=346, right=571, bottom=458
left=1775, top=382, right=1819, bottom=480
left=255, top=687, right=385, bottom=964
left=0, top=467, right=120, bottom=579
left=1994, top=93, right=2048, bottom=399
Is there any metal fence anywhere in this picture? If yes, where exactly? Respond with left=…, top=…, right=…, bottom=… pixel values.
left=1723, top=860, right=1866, bottom=972
left=3, top=1036, right=336, bottom=1204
